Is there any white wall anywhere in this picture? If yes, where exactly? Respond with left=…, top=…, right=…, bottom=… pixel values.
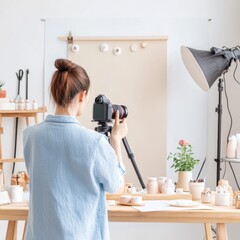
left=0, top=0, right=240, bottom=239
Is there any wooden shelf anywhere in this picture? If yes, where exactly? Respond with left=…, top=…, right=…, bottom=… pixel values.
left=221, top=158, right=240, bottom=163
left=0, top=158, right=24, bottom=163
left=0, top=107, right=47, bottom=114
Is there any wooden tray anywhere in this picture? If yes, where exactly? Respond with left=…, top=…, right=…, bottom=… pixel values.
left=118, top=201, right=145, bottom=206
left=106, top=193, right=192, bottom=201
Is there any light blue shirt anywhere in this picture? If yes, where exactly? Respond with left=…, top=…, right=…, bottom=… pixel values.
left=23, top=115, right=125, bottom=240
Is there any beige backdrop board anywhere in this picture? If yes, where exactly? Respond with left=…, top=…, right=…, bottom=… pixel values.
left=63, top=36, right=167, bottom=187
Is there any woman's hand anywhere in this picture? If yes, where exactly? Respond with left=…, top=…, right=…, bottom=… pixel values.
left=110, top=110, right=128, bottom=143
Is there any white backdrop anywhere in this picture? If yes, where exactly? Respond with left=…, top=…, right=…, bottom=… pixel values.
left=44, top=17, right=209, bottom=182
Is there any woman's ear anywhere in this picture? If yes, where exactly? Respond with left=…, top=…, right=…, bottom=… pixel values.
left=79, top=91, right=87, bottom=102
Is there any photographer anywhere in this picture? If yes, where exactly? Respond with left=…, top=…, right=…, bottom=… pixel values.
left=23, top=58, right=127, bottom=240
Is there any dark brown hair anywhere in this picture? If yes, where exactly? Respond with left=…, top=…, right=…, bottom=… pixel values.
left=50, top=59, right=90, bottom=107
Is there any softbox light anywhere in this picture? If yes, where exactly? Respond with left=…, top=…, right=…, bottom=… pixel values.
left=181, top=46, right=234, bottom=91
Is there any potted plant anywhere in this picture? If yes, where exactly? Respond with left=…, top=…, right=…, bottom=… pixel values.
left=168, top=139, right=200, bottom=191
left=0, top=82, right=6, bottom=98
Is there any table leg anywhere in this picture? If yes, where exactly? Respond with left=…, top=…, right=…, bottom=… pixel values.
left=34, top=114, right=38, bottom=124
left=204, top=223, right=212, bottom=240
left=216, top=223, right=228, bottom=240
left=25, top=117, right=29, bottom=126
left=6, top=220, right=18, bottom=240
left=22, top=220, right=28, bottom=240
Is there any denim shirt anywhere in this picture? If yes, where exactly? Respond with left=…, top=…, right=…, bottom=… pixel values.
left=23, top=115, right=125, bottom=240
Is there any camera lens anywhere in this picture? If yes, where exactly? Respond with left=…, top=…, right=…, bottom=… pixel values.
left=112, top=105, right=128, bottom=119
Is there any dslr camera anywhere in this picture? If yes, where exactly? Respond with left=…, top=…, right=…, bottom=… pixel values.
left=93, top=94, right=128, bottom=122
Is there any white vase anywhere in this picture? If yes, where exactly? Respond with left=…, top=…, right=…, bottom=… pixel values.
left=176, top=171, right=192, bottom=192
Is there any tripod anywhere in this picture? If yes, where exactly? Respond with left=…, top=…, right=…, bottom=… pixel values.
left=95, top=121, right=146, bottom=189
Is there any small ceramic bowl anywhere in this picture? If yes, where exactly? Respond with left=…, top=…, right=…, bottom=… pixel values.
left=119, top=195, right=132, bottom=203
left=131, top=196, right=143, bottom=205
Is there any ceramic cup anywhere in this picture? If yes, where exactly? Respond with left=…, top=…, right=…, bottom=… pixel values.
left=7, top=185, right=23, bottom=203
left=189, top=182, right=205, bottom=201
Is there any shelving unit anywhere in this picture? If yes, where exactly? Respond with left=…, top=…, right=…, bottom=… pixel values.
left=0, top=107, right=47, bottom=169
left=221, top=158, right=240, bottom=164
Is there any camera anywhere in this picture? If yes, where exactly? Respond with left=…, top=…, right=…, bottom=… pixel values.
left=93, top=94, right=128, bottom=122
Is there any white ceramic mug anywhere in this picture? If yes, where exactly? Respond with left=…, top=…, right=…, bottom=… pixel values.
left=7, top=185, right=23, bottom=203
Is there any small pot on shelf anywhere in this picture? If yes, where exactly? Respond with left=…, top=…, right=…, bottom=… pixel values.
left=0, top=82, right=6, bottom=98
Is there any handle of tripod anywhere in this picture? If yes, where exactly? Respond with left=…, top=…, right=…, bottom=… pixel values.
left=122, top=137, right=146, bottom=189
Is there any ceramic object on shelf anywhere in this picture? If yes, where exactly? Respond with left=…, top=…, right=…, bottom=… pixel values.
left=226, top=135, right=237, bottom=158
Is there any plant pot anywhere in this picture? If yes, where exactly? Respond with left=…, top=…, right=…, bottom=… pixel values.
left=176, top=171, right=192, bottom=192
left=0, top=90, right=6, bottom=98
left=189, top=181, right=205, bottom=201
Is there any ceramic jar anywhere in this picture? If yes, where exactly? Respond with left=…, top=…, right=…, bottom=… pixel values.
left=226, top=135, right=237, bottom=158
left=124, top=183, right=133, bottom=194
left=235, top=194, right=240, bottom=209
left=215, top=186, right=230, bottom=206
left=25, top=99, right=31, bottom=110
left=201, top=188, right=212, bottom=203
left=147, top=177, right=159, bottom=194
left=19, top=100, right=25, bottom=110
left=7, top=185, right=23, bottom=203
left=158, top=177, right=166, bottom=193
left=162, top=179, right=175, bottom=194
left=32, top=100, right=38, bottom=110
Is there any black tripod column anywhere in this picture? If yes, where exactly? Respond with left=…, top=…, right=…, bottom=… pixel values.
left=215, top=78, right=223, bottom=186
left=122, top=137, right=146, bottom=189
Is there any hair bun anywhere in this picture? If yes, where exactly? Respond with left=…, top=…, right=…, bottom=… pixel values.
left=55, top=59, right=75, bottom=72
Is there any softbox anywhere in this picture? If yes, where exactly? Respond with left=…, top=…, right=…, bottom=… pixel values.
left=181, top=46, right=231, bottom=91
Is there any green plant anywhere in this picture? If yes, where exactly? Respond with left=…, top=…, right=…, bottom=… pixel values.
left=168, top=139, right=200, bottom=172
left=0, top=81, right=5, bottom=90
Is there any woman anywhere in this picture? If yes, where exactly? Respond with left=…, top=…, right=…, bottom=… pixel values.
left=23, top=59, right=127, bottom=240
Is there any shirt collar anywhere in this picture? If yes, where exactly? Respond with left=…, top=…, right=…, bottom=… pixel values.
left=45, top=115, right=81, bottom=125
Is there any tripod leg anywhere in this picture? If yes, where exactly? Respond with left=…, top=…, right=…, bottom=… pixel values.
left=122, top=137, right=146, bottom=189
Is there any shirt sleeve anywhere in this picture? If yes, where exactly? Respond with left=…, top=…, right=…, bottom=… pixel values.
left=94, top=136, right=126, bottom=193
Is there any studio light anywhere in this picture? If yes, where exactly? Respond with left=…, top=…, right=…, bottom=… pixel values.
left=180, top=45, right=240, bottom=185
left=181, top=46, right=240, bottom=91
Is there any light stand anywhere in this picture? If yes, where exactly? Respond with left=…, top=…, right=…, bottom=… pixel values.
left=95, top=121, right=146, bottom=189
left=215, top=79, right=223, bottom=185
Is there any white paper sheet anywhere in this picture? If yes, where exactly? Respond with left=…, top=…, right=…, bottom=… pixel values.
left=133, top=200, right=215, bottom=212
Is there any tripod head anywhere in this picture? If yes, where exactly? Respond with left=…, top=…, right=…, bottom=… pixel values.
left=94, top=121, right=112, bottom=137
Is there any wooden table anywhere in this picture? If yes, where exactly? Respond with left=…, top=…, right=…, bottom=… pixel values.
left=1, top=202, right=240, bottom=240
